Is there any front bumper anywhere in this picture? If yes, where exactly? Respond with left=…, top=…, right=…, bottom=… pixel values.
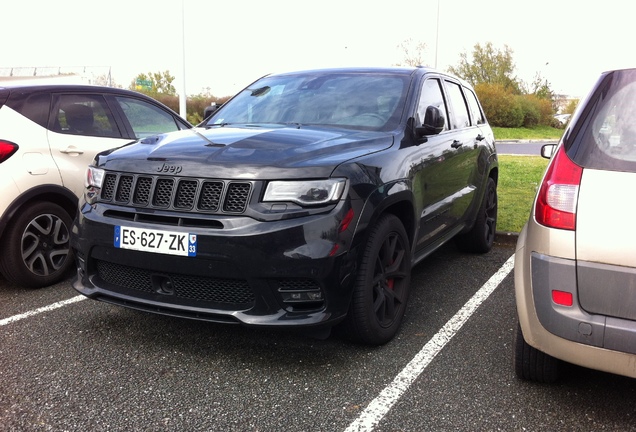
left=71, top=201, right=359, bottom=328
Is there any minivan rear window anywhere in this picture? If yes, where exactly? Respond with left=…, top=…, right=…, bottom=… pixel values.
left=567, top=68, right=636, bottom=172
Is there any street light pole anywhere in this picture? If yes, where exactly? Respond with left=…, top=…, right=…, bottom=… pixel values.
left=179, top=0, right=187, bottom=119
left=435, top=0, right=440, bottom=69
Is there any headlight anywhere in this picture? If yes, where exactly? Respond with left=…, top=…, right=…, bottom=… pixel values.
left=85, top=166, right=105, bottom=188
left=264, top=179, right=346, bottom=206
left=84, top=167, right=105, bottom=205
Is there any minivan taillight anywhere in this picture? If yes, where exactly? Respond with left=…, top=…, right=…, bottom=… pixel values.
left=0, top=140, right=18, bottom=163
left=534, top=145, right=583, bottom=230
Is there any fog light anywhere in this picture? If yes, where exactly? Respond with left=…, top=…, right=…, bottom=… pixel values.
left=307, top=292, right=323, bottom=301
left=281, top=291, right=323, bottom=302
left=277, top=279, right=324, bottom=310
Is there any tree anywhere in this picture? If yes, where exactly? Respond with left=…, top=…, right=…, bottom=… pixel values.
left=448, top=42, right=521, bottom=94
left=395, top=38, right=428, bottom=67
left=528, top=71, right=554, bottom=100
left=93, top=73, right=121, bottom=88
left=129, top=70, right=176, bottom=96
left=563, top=98, right=579, bottom=115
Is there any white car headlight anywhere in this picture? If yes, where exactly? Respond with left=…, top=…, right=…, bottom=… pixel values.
left=85, top=166, right=105, bottom=189
left=264, top=179, right=346, bottom=206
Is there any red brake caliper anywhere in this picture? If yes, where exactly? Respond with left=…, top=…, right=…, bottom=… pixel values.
left=386, top=258, right=395, bottom=290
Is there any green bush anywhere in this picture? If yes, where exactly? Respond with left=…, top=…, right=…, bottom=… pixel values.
left=136, top=93, right=232, bottom=125
left=475, top=83, right=524, bottom=127
left=517, top=95, right=540, bottom=127
left=475, top=83, right=558, bottom=129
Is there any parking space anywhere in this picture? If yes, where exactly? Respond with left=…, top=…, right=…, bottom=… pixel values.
left=2, top=242, right=635, bottom=431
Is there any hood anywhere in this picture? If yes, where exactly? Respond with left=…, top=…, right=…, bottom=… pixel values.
left=96, top=125, right=395, bottom=179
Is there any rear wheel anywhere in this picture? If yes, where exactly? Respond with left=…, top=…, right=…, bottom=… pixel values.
left=0, top=201, right=74, bottom=288
left=343, top=214, right=412, bottom=345
left=456, top=176, right=497, bottom=253
left=513, top=322, right=559, bottom=383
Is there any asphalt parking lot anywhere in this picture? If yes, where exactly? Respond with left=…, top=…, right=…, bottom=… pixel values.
left=2, top=240, right=635, bottom=431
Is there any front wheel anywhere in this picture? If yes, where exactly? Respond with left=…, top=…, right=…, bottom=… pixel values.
left=342, top=214, right=412, bottom=345
left=0, top=201, right=75, bottom=288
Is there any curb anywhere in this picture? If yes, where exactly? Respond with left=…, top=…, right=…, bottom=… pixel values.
left=496, top=139, right=559, bottom=144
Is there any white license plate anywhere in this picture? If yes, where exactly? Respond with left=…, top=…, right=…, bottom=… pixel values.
left=114, top=226, right=197, bottom=257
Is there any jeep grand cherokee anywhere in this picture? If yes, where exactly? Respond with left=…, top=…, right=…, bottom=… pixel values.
left=71, top=67, right=498, bottom=345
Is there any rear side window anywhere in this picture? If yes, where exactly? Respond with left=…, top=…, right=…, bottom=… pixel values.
left=115, top=96, right=181, bottom=138
left=5, top=92, right=50, bottom=128
left=567, top=68, right=636, bottom=172
left=54, top=94, right=121, bottom=138
left=464, top=88, right=486, bottom=125
left=444, top=80, right=470, bottom=129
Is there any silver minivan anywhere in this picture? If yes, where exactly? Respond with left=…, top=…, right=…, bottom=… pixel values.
left=514, top=67, right=636, bottom=382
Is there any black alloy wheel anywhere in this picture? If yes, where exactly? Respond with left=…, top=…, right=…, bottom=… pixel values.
left=456, top=176, right=497, bottom=253
left=343, top=214, right=412, bottom=345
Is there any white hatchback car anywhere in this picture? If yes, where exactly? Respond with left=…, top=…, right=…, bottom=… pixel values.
left=514, top=67, right=636, bottom=382
left=0, top=83, right=191, bottom=287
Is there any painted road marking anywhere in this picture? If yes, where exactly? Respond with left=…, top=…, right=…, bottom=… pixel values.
left=0, top=295, right=86, bottom=327
left=1, top=255, right=515, bottom=432
left=345, top=254, right=515, bottom=432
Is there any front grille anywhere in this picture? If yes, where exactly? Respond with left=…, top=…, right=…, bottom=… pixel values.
left=96, top=260, right=255, bottom=305
left=100, top=172, right=253, bottom=214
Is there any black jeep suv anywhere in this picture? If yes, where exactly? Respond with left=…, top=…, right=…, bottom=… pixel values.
left=72, top=67, right=498, bottom=345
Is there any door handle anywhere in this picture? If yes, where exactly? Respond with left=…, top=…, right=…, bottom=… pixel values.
left=476, top=134, right=485, bottom=141
left=59, top=146, right=84, bottom=155
left=451, top=140, right=463, bottom=149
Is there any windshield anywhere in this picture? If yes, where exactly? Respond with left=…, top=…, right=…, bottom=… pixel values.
left=205, top=72, right=409, bottom=131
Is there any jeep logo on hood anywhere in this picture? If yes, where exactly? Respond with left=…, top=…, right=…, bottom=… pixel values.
left=156, top=163, right=182, bottom=174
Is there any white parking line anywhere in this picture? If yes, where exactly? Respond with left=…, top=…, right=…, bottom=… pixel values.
left=0, top=295, right=86, bottom=327
left=345, top=254, right=515, bottom=432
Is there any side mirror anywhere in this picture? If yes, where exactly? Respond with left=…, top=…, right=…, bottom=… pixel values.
left=416, top=106, right=445, bottom=137
left=541, top=143, right=557, bottom=159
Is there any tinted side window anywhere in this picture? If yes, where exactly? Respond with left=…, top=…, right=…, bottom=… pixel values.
left=55, top=94, right=121, bottom=138
left=464, top=87, right=485, bottom=125
left=416, top=78, right=448, bottom=131
left=115, top=97, right=180, bottom=138
left=444, top=81, right=470, bottom=129
left=12, top=93, right=51, bottom=128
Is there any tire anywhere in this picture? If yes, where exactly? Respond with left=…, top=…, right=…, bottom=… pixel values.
left=513, top=322, right=559, bottom=383
left=342, top=214, right=412, bottom=345
left=0, top=201, right=75, bottom=288
left=456, top=176, right=497, bottom=253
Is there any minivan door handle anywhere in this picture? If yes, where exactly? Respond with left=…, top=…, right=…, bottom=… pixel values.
left=451, top=140, right=463, bottom=149
left=476, top=134, right=485, bottom=141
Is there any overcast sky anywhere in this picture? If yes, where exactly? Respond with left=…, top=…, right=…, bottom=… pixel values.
left=3, top=0, right=633, bottom=99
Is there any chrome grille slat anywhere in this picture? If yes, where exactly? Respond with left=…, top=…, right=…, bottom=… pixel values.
left=98, top=172, right=252, bottom=214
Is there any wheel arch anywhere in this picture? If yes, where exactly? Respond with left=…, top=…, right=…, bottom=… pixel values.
left=0, top=184, right=78, bottom=241
left=352, top=184, right=416, bottom=251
